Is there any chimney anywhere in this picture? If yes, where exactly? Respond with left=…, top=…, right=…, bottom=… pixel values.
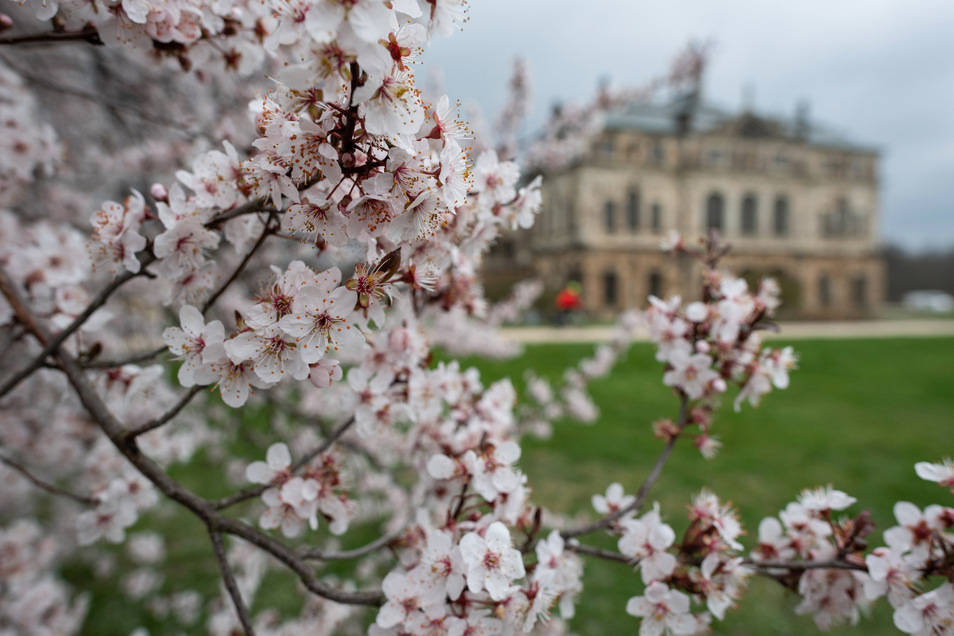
left=795, top=100, right=810, bottom=140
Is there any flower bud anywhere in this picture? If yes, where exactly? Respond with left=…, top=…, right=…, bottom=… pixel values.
left=0, top=15, right=13, bottom=32
left=695, top=339, right=710, bottom=354
left=150, top=183, right=169, bottom=203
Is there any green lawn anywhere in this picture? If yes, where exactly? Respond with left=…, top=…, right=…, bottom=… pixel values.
left=67, top=337, right=954, bottom=635
left=460, top=337, right=954, bottom=635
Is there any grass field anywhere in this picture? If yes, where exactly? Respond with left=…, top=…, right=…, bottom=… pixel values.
left=458, top=337, right=954, bottom=635
left=67, top=337, right=954, bottom=635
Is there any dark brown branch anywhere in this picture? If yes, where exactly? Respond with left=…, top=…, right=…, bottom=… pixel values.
left=211, top=416, right=356, bottom=511
left=0, top=26, right=103, bottom=46
left=0, top=256, right=154, bottom=400
left=0, top=454, right=97, bottom=506
left=562, top=394, right=689, bottom=539
left=566, top=541, right=637, bottom=565
left=201, top=213, right=275, bottom=313
left=0, top=265, right=384, bottom=607
left=745, top=558, right=868, bottom=572
left=300, top=514, right=408, bottom=561
left=86, top=345, right=167, bottom=369
left=210, top=531, right=256, bottom=635
left=124, top=385, right=204, bottom=440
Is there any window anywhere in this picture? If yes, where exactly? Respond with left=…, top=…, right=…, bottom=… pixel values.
left=773, top=195, right=789, bottom=236
left=705, top=193, right=725, bottom=232
left=648, top=271, right=663, bottom=299
left=852, top=275, right=868, bottom=308
left=650, top=140, right=665, bottom=165
left=651, top=203, right=662, bottom=233
left=627, top=189, right=640, bottom=231
left=819, top=273, right=831, bottom=307
left=603, top=270, right=618, bottom=306
left=741, top=194, right=758, bottom=235
left=604, top=200, right=616, bottom=233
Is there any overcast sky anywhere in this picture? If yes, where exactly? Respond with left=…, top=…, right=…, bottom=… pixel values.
left=420, top=0, right=954, bottom=252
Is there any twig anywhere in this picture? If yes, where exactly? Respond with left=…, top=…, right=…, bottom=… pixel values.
left=211, top=417, right=355, bottom=511
left=0, top=454, right=97, bottom=506
left=0, top=257, right=154, bottom=400
left=300, top=514, right=409, bottom=561
left=209, top=531, right=256, bottom=635
left=86, top=345, right=167, bottom=369
left=0, top=264, right=385, bottom=607
left=562, top=394, right=689, bottom=539
left=201, top=214, right=275, bottom=313
left=124, top=385, right=204, bottom=440
left=566, top=541, right=637, bottom=565
left=745, top=558, right=868, bottom=572
left=0, top=26, right=103, bottom=46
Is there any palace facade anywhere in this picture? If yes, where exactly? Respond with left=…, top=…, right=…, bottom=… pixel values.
left=497, top=94, right=884, bottom=320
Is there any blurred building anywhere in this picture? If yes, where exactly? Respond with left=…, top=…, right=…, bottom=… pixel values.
left=493, top=93, right=884, bottom=320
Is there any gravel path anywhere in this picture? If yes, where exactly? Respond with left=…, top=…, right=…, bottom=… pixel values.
left=498, top=320, right=954, bottom=344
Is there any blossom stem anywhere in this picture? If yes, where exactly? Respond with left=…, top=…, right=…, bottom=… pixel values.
left=0, top=257, right=153, bottom=400
left=0, top=265, right=385, bottom=608
left=562, top=394, right=689, bottom=539
left=209, top=531, right=256, bottom=636
left=201, top=213, right=276, bottom=313
left=0, top=454, right=97, bottom=506
left=211, top=416, right=356, bottom=511
left=123, top=385, right=204, bottom=440
left=0, top=26, right=103, bottom=46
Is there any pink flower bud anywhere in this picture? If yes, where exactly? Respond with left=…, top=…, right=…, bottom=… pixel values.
left=0, top=15, right=13, bottom=31
left=150, top=183, right=169, bottom=202
left=711, top=378, right=727, bottom=393
left=695, top=340, right=710, bottom=354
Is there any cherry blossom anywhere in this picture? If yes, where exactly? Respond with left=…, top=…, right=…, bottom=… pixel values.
left=458, top=522, right=526, bottom=600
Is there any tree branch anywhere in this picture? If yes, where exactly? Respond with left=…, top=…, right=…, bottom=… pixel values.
left=0, top=256, right=154, bottom=400
left=123, top=385, right=204, bottom=440
left=0, top=26, right=103, bottom=46
left=562, top=394, right=689, bottom=539
left=209, top=531, right=256, bottom=635
left=211, top=416, right=356, bottom=511
left=0, top=264, right=385, bottom=607
left=0, top=454, right=97, bottom=506
left=300, top=513, right=408, bottom=561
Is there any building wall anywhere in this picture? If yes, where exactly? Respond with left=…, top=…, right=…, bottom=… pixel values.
left=526, top=127, right=884, bottom=319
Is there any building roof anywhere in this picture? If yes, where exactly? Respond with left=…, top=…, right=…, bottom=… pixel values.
left=602, top=94, right=876, bottom=153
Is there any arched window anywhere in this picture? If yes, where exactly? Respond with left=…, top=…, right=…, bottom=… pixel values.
left=774, top=195, right=789, bottom=236
left=604, top=200, right=616, bottom=233
left=603, top=270, right=618, bottom=306
left=648, top=270, right=663, bottom=299
left=852, top=275, right=868, bottom=308
left=705, top=193, right=724, bottom=232
left=741, top=194, right=758, bottom=235
left=627, top=189, right=641, bottom=231
left=819, top=273, right=832, bottom=307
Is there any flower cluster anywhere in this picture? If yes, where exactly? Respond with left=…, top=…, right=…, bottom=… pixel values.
left=592, top=484, right=750, bottom=634
left=646, top=234, right=797, bottom=457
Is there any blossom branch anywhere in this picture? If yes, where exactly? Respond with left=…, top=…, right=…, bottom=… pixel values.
left=299, top=519, right=407, bottom=561
left=745, top=558, right=868, bottom=572
left=123, top=385, right=204, bottom=440
left=0, top=264, right=385, bottom=609
left=209, top=530, right=256, bottom=636
left=200, top=213, right=276, bottom=313
left=562, top=394, right=690, bottom=539
left=0, top=25, right=103, bottom=46
left=0, top=255, right=155, bottom=399
left=210, top=416, right=356, bottom=511
left=566, top=541, right=637, bottom=565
